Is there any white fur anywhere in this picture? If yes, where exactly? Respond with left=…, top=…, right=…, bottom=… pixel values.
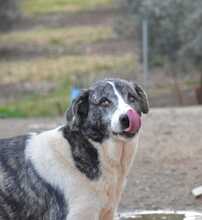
left=108, top=82, right=132, bottom=133
left=25, top=125, right=139, bottom=220
left=26, top=127, right=102, bottom=220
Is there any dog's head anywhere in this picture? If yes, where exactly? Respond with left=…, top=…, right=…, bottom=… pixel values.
left=66, top=79, right=149, bottom=143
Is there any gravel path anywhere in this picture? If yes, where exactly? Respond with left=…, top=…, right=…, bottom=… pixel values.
left=0, top=106, right=202, bottom=212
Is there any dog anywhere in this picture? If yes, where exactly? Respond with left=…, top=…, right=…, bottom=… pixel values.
left=0, top=78, right=149, bottom=220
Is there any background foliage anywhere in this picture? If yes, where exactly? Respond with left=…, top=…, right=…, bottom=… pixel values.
left=0, top=0, right=201, bottom=117
left=116, top=0, right=202, bottom=72
left=0, top=0, right=21, bottom=30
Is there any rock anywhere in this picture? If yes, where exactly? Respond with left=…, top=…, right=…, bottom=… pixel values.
left=192, top=186, right=202, bottom=198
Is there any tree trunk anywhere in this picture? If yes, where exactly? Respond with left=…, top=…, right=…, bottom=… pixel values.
left=169, top=63, right=184, bottom=106
left=195, top=72, right=202, bottom=105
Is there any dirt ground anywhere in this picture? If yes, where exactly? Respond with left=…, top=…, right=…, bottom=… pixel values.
left=0, top=106, right=202, bottom=212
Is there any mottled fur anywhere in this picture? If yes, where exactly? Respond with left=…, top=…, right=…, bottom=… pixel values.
left=0, top=135, right=67, bottom=220
left=0, top=78, right=149, bottom=220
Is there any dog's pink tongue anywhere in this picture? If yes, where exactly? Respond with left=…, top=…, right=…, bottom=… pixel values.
left=125, top=109, right=141, bottom=133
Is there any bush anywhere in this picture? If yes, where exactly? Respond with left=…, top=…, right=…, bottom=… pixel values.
left=0, top=0, right=21, bottom=31
left=115, top=0, right=202, bottom=69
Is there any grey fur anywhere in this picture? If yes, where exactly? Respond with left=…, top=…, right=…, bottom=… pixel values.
left=62, top=126, right=101, bottom=180
left=133, top=84, right=149, bottom=114
left=66, top=78, right=149, bottom=142
left=0, top=135, right=67, bottom=220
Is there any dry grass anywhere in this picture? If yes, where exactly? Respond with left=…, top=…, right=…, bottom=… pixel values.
left=23, top=0, right=113, bottom=15
left=0, top=54, right=137, bottom=117
left=0, top=0, right=133, bottom=117
left=0, top=54, right=136, bottom=84
left=0, top=26, right=114, bottom=48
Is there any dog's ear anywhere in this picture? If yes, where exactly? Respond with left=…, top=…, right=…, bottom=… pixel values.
left=133, top=83, right=149, bottom=114
left=66, top=90, right=89, bottom=130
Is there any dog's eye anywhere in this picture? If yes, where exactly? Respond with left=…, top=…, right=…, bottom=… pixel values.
left=99, top=98, right=111, bottom=107
left=128, top=93, right=136, bottom=103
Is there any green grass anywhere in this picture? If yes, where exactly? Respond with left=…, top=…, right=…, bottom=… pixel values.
left=0, top=81, right=71, bottom=118
left=0, top=26, right=114, bottom=48
left=23, top=0, right=113, bottom=15
left=0, top=107, right=26, bottom=118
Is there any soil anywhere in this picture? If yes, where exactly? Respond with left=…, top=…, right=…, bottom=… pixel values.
left=0, top=38, right=136, bottom=61
left=15, top=8, right=119, bottom=31
left=0, top=106, right=202, bottom=212
left=0, top=8, right=134, bottom=62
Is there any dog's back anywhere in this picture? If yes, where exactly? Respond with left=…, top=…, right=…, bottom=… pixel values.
left=0, top=136, right=67, bottom=220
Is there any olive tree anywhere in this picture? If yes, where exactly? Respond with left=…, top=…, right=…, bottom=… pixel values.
left=116, top=0, right=193, bottom=65
left=115, top=0, right=202, bottom=104
left=180, top=1, right=202, bottom=70
left=179, top=1, right=202, bottom=103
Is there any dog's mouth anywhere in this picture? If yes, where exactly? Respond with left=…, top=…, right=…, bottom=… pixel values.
left=112, top=109, right=141, bottom=139
left=112, top=130, right=137, bottom=139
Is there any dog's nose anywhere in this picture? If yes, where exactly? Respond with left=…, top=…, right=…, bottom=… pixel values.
left=119, top=114, right=130, bottom=130
left=119, top=109, right=141, bottom=134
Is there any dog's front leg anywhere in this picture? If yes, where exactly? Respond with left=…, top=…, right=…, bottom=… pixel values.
left=67, top=206, right=100, bottom=220
left=99, top=208, right=115, bottom=220
left=67, top=212, right=99, bottom=220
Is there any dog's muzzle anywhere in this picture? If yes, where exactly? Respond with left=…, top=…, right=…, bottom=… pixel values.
left=120, top=109, right=141, bottom=134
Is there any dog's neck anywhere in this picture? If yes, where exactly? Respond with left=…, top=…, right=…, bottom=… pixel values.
left=90, top=134, right=139, bottom=215
left=26, top=126, right=139, bottom=218
left=91, top=135, right=139, bottom=175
